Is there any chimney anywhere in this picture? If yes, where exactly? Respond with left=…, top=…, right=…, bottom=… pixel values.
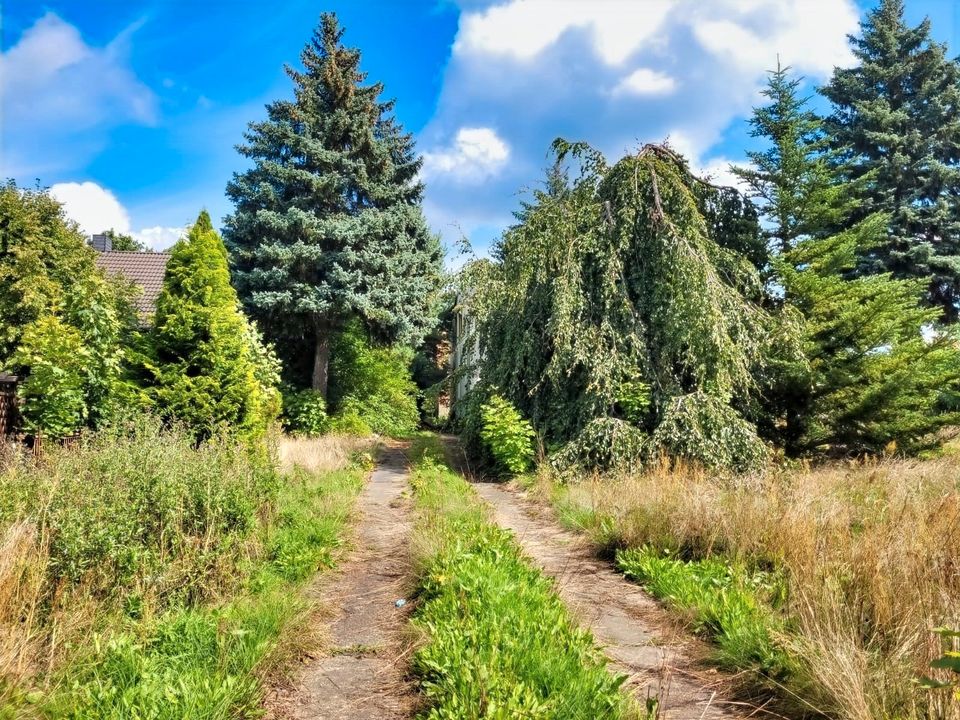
left=89, top=233, right=112, bottom=252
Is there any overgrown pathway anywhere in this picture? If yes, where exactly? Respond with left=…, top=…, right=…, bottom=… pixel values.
left=269, top=445, right=415, bottom=719
left=471, top=479, right=764, bottom=719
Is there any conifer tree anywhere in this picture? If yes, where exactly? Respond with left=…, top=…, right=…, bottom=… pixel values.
left=225, top=13, right=441, bottom=397
left=821, top=0, right=960, bottom=321
left=739, top=67, right=960, bottom=453
left=732, top=63, right=848, bottom=253
left=146, top=211, right=278, bottom=437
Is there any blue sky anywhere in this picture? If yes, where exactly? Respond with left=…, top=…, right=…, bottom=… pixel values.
left=2, top=0, right=958, bottom=256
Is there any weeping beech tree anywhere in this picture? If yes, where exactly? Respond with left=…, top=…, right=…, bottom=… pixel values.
left=465, top=142, right=773, bottom=472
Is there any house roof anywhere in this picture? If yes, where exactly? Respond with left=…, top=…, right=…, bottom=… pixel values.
left=94, top=251, right=171, bottom=317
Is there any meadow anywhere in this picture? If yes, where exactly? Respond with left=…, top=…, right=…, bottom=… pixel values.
left=0, top=419, right=368, bottom=719
left=534, top=454, right=960, bottom=719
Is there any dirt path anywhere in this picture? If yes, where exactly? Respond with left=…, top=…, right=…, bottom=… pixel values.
left=472, top=480, right=769, bottom=719
left=270, top=446, right=415, bottom=719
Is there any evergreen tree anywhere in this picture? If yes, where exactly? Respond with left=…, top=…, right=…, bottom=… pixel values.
left=145, top=211, right=278, bottom=438
left=224, top=13, right=441, bottom=397
left=732, top=63, right=848, bottom=253
left=776, top=216, right=959, bottom=454
left=738, top=67, right=960, bottom=453
left=821, top=0, right=960, bottom=321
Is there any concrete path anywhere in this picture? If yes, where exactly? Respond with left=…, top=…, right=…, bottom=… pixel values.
left=472, top=481, right=774, bottom=719
left=270, top=446, right=415, bottom=719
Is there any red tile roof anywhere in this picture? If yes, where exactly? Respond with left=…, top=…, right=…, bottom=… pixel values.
left=94, top=251, right=171, bottom=317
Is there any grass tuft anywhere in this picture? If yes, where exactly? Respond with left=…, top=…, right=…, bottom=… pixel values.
left=407, top=436, right=640, bottom=719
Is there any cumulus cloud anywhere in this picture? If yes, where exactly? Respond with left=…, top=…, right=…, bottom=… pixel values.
left=134, top=226, right=187, bottom=250
left=612, top=68, right=677, bottom=96
left=49, top=182, right=131, bottom=236
left=0, top=13, right=156, bottom=177
left=50, top=181, right=184, bottom=251
left=455, top=0, right=674, bottom=65
left=420, top=0, right=859, bottom=250
left=422, top=127, right=510, bottom=183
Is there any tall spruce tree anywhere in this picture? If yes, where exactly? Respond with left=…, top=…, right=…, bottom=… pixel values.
left=821, top=0, right=960, bottom=321
left=740, top=67, right=960, bottom=453
left=225, top=13, right=441, bottom=396
left=732, top=63, right=849, bottom=253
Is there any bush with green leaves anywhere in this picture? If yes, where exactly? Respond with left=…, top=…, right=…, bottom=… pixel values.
left=281, top=387, right=328, bottom=435
left=9, top=316, right=87, bottom=438
left=0, top=182, right=139, bottom=437
left=551, top=417, right=648, bottom=475
left=479, top=395, right=536, bottom=475
left=327, top=321, right=419, bottom=437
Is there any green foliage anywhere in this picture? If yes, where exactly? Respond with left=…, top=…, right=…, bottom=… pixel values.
left=775, top=216, right=960, bottom=454
left=822, top=0, right=960, bottom=321
left=9, top=317, right=87, bottom=438
left=478, top=395, right=535, bottom=475
left=328, top=322, right=420, bottom=437
left=462, top=142, right=770, bottom=472
left=551, top=417, right=648, bottom=475
left=918, top=627, right=960, bottom=700
left=281, top=388, right=328, bottom=436
left=101, top=229, right=149, bottom=252
left=651, top=393, right=768, bottom=472
left=738, top=66, right=960, bottom=455
left=0, top=417, right=277, bottom=599
left=408, top=439, right=633, bottom=719
left=1, top=416, right=364, bottom=718
left=0, top=182, right=138, bottom=436
left=144, top=211, right=278, bottom=439
left=225, top=13, right=442, bottom=395
left=617, top=547, right=792, bottom=682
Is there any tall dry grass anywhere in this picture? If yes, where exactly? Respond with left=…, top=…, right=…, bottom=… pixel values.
left=278, top=433, right=373, bottom=474
left=544, top=455, right=960, bottom=719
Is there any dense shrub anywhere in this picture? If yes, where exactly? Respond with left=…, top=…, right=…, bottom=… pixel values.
left=0, top=183, right=138, bottom=437
left=328, top=321, right=419, bottom=437
left=651, top=392, right=768, bottom=472
left=551, top=417, right=648, bottom=475
left=0, top=416, right=278, bottom=604
left=281, top=387, right=328, bottom=435
left=478, top=395, right=536, bottom=475
left=144, top=211, right=279, bottom=438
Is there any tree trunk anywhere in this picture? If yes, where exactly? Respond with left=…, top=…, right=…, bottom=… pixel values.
left=312, top=324, right=332, bottom=398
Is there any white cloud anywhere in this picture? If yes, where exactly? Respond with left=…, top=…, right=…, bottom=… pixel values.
left=422, top=0, right=860, bottom=252
left=50, top=181, right=184, bottom=251
left=0, top=13, right=156, bottom=177
left=50, top=182, right=131, bottom=236
left=456, top=0, right=674, bottom=65
left=691, top=0, right=857, bottom=77
left=134, top=226, right=186, bottom=250
left=612, top=68, right=677, bottom=96
left=422, top=127, right=510, bottom=183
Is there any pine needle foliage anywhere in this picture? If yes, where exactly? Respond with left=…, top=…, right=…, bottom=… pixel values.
left=467, top=142, right=770, bottom=472
left=822, top=0, right=960, bottom=321
left=739, top=64, right=960, bottom=455
left=225, top=13, right=442, bottom=396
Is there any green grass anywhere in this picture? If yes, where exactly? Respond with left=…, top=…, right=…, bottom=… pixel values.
left=0, top=423, right=364, bottom=720
left=616, top=547, right=793, bottom=684
left=407, top=436, right=641, bottom=720
left=47, top=464, right=364, bottom=720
